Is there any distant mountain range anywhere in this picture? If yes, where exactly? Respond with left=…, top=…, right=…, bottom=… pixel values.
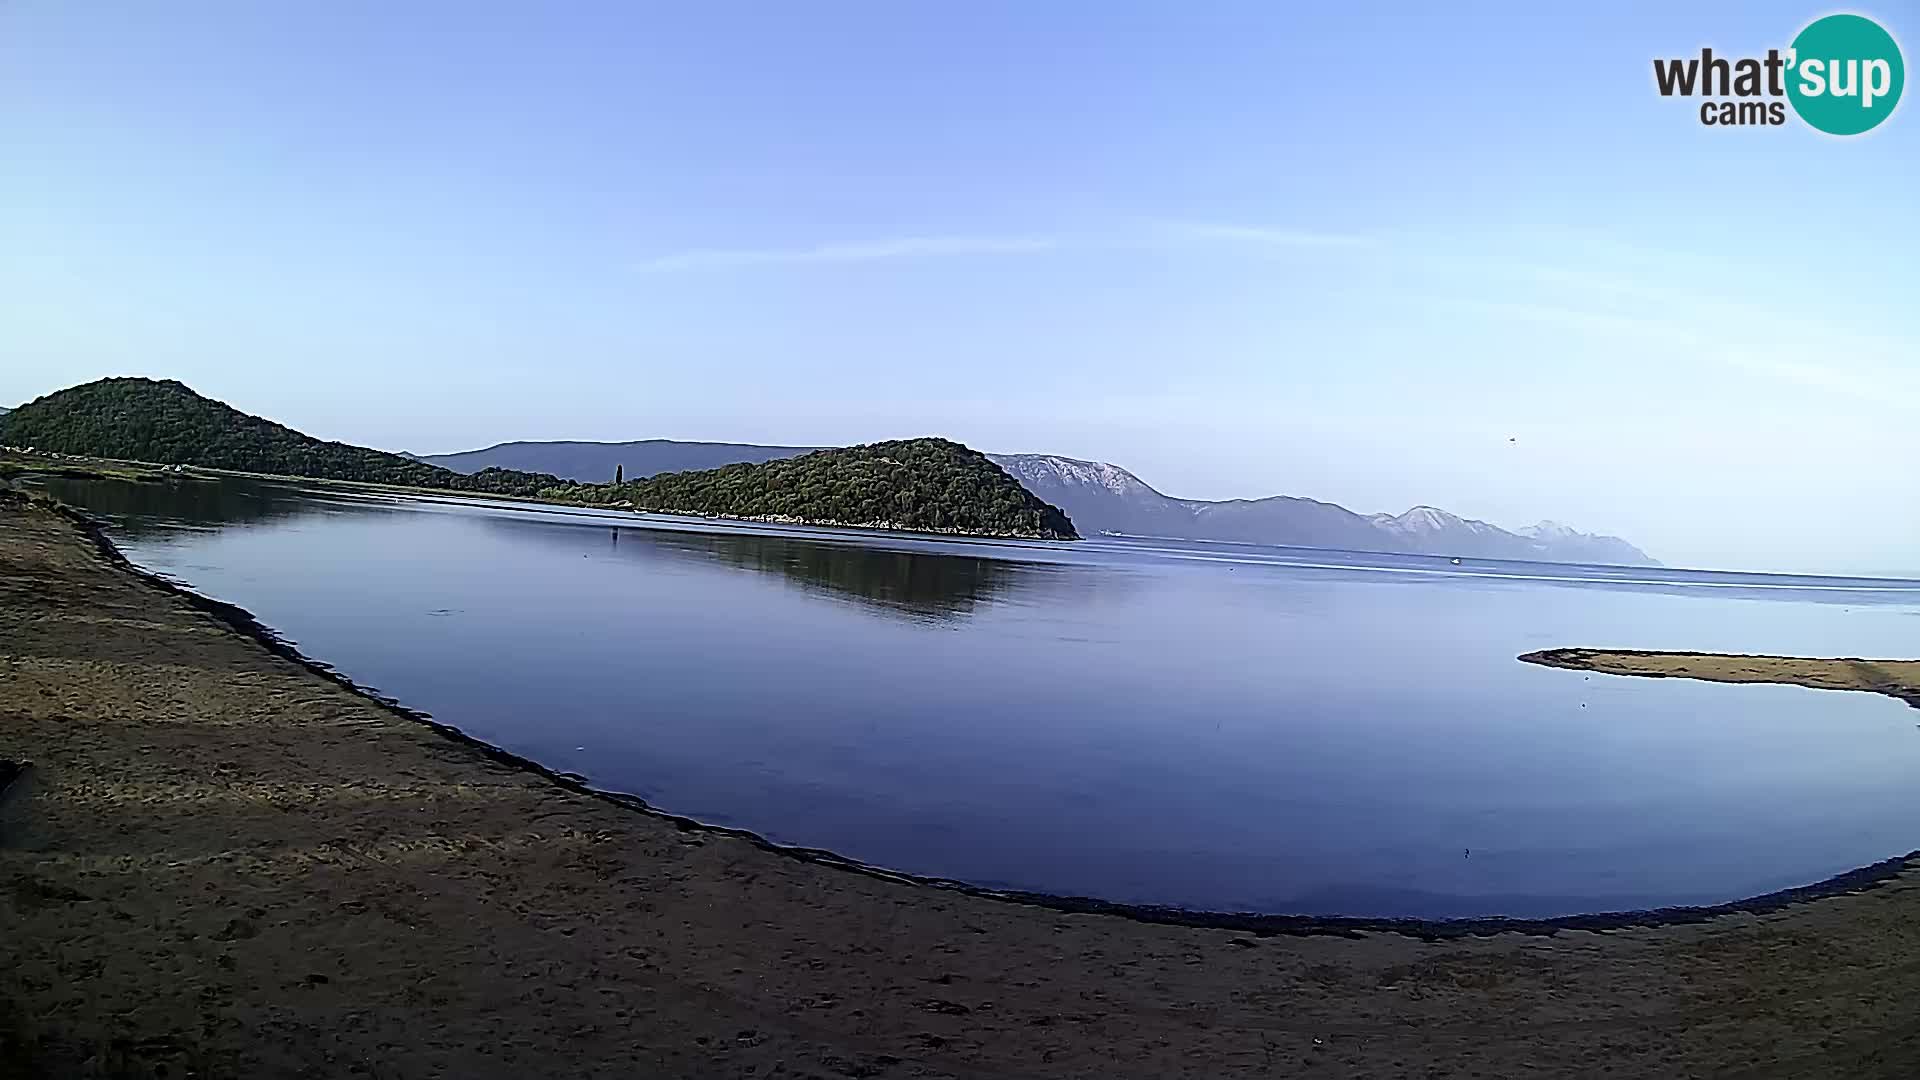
left=992, top=454, right=1655, bottom=565
left=422, top=441, right=1657, bottom=565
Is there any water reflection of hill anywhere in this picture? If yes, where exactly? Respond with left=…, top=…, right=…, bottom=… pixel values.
left=32, top=476, right=317, bottom=538
left=478, top=512, right=1042, bottom=621
left=38, top=476, right=1073, bottom=621
left=693, top=533, right=1031, bottom=621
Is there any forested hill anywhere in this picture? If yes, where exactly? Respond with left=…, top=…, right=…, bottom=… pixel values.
left=0, top=378, right=562, bottom=496
left=549, top=438, right=1080, bottom=540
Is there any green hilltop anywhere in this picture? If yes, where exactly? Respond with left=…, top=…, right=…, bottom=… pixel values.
left=0, top=378, right=561, bottom=496
left=552, top=439, right=1079, bottom=540
left=0, top=378, right=1078, bottom=539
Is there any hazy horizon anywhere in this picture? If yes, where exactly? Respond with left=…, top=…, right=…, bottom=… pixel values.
left=4, top=2, right=1915, bottom=576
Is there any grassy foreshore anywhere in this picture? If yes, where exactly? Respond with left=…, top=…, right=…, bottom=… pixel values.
left=6, top=498, right=1920, bottom=1077
left=0, top=448, right=1069, bottom=542
left=0, top=448, right=537, bottom=505
left=0, top=449, right=211, bottom=486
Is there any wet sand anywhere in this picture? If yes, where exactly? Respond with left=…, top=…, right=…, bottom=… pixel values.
left=6, top=496, right=1920, bottom=1078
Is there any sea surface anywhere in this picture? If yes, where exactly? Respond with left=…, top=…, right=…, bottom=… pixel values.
left=36, top=476, right=1920, bottom=919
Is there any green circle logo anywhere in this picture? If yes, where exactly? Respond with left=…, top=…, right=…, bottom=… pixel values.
left=1787, top=14, right=1904, bottom=135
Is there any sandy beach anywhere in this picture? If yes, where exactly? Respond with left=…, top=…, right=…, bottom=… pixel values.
left=1523, top=648, right=1920, bottom=709
left=6, top=495, right=1920, bottom=1078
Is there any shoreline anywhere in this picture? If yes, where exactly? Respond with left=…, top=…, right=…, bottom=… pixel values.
left=11, top=494, right=1920, bottom=1076
left=39, top=493, right=1920, bottom=934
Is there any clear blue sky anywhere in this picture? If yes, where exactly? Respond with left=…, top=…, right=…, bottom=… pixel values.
left=3, top=2, right=1915, bottom=574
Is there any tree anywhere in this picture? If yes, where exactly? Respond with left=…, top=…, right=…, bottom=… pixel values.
left=614, top=463, right=624, bottom=485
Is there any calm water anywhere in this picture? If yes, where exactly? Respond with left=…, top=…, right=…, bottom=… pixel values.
left=38, top=476, right=1920, bottom=919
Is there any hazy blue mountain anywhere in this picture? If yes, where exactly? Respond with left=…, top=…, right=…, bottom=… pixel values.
left=1364, top=507, right=1654, bottom=564
left=421, top=439, right=816, bottom=482
left=420, top=438, right=1656, bottom=565
left=994, top=453, right=1656, bottom=565
left=1516, top=520, right=1658, bottom=567
left=987, top=453, right=1386, bottom=551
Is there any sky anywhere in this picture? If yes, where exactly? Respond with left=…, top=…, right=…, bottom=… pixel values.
left=2, top=1, right=1916, bottom=575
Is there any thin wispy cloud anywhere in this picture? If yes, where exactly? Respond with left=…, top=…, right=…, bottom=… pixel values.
left=637, top=234, right=1059, bottom=273
left=1464, top=297, right=1707, bottom=347
left=1708, top=348, right=1920, bottom=410
left=1512, top=262, right=1920, bottom=402
left=1458, top=295, right=1920, bottom=411
left=637, top=220, right=1374, bottom=274
left=1151, top=221, right=1373, bottom=247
